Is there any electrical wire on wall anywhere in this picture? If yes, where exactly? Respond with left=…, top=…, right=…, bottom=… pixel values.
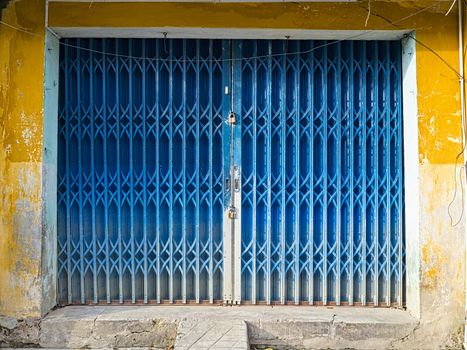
left=0, top=2, right=441, bottom=63
left=2, top=0, right=467, bottom=226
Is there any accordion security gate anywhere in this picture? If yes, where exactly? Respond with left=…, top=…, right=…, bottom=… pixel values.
left=57, top=38, right=405, bottom=306
left=57, top=39, right=228, bottom=304
left=236, top=40, right=404, bottom=306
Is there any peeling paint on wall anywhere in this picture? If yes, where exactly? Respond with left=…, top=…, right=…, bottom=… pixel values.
left=0, top=0, right=45, bottom=319
left=0, top=0, right=466, bottom=348
left=44, top=1, right=467, bottom=346
left=47, top=1, right=464, bottom=165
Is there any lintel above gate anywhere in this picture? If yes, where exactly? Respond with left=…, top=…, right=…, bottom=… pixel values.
left=48, top=27, right=409, bottom=41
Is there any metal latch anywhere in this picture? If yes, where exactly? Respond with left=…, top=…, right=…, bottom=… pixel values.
left=228, top=112, right=236, bottom=125
left=234, top=178, right=239, bottom=192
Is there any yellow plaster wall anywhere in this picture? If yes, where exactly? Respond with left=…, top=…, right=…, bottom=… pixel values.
left=47, top=1, right=463, bottom=165
left=45, top=2, right=467, bottom=345
left=0, top=0, right=45, bottom=318
left=0, top=1, right=465, bottom=345
left=415, top=164, right=466, bottom=346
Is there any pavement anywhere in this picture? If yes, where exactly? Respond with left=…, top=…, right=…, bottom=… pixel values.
left=35, top=305, right=417, bottom=349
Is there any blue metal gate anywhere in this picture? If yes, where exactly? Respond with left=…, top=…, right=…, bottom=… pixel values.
left=236, top=40, right=404, bottom=306
left=58, top=38, right=404, bottom=306
left=57, top=39, right=228, bottom=304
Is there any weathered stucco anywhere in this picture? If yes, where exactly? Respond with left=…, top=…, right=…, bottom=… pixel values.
left=1, top=0, right=466, bottom=347
left=399, top=164, right=466, bottom=348
left=0, top=1, right=46, bottom=318
left=47, top=1, right=463, bottom=165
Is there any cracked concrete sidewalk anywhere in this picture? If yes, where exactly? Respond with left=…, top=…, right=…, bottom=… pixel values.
left=2, top=305, right=417, bottom=349
left=175, top=319, right=248, bottom=349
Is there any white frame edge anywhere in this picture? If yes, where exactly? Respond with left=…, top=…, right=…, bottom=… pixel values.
left=401, top=32, right=420, bottom=319
left=45, top=27, right=419, bottom=313
left=50, top=27, right=409, bottom=41
left=42, top=29, right=60, bottom=312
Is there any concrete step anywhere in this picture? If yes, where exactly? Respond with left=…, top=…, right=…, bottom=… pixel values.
left=37, top=305, right=417, bottom=349
left=175, top=319, right=248, bottom=349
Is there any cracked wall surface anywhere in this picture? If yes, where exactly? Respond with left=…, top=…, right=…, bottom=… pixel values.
left=0, top=0, right=466, bottom=348
left=46, top=3, right=467, bottom=346
left=0, top=0, right=47, bottom=318
left=0, top=316, right=40, bottom=348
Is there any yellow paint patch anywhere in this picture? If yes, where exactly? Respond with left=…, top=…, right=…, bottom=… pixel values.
left=0, top=0, right=465, bottom=324
left=421, top=239, right=445, bottom=288
left=0, top=1, right=45, bottom=318
left=47, top=0, right=463, bottom=165
left=418, top=164, right=465, bottom=316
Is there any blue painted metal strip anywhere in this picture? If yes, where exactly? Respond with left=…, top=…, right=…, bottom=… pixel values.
left=252, top=40, right=258, bottom=304
left=155, top=39, right=161, bottom=304
left=308, top=41, right=315, bottom=305
left=116, top=39, right=124, bottom=304
left=128, top=39, right=136, bottom=303
left=182, top=39, right=187, bottom=303
left=168, top=39, right=174, bottom=303
left=77, top=39, right=85, bottom=304
left=208, top=39, right=214, bottom=303
left=384, top=41, right=391, bottom=306
left=322, top=42, right=328, bottom=305
left=90, top=39, right=98, bottom=304
left=103, top=40, right=110, bottom=304
left=195, top=39, right=201, bottom=303
left=336, top=42, right=342, bottom=306
left=348, top=41, right=355, bottom=306
left=361, top=41, right=368, bottom=306
left=65, top=41, right=72, bottom=304
left=294, top=41, right=301, bottom=305
left=142, top=39, right=148, bottom=303
left=266, top=40, right=272, bottom=305
left=373, top=42, right=379, bottom=306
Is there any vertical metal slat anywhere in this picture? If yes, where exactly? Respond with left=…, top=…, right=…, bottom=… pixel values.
left=308, top=41, right=315, bottom=305
left=280, top=40, right=287, bottom=304
left=155, top=39, right=161, bottom=304
left=361, top=41, right=368, bottom=306
left=294, top=41, right=301, bottom=305
left=90, top=39, right=98, bottom=304
left=129, top=39, right=136, bottom=304
left=77, top=39, right=85, bottom=304
left=252, top=41, right=258, bottom=304
left=142, top=40, right=149, bottom=303
left=335, top=42, right=342, bottom=306
left=384, top=41, right=392, bottom=307
left=322, top=42, right=328, bottom=306
left=195, top=39, right=201, bottom=303
left=348, top=42, right=355, bottom=306
left=373, top=42, right=379, bottom=306
left=266, top=41, right=272, bottom=305
left=103, top=40, right=111, bottom=304
left=168, top=39, right=174, bottom=304
left=182, top=39, right=188, bottom=304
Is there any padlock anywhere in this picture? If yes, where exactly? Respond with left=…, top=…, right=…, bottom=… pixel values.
left=228, top=207, right=237, bottom=219
left=228, top=112, right=236, bottom=125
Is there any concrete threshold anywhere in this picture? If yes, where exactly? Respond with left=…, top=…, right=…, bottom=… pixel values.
left=39, top=305, right=417, bottom=349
